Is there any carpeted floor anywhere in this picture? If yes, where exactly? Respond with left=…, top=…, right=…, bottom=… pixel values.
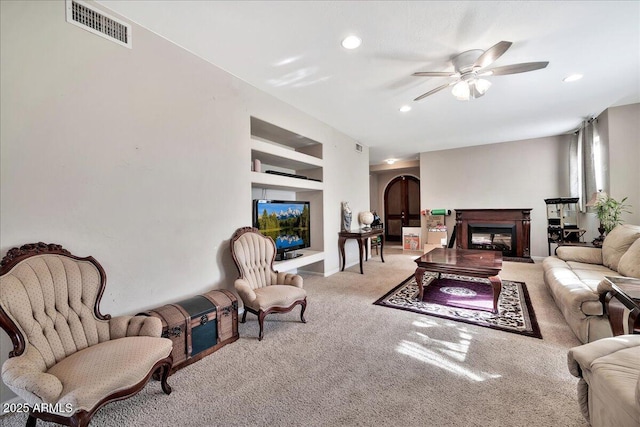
left=0, top=247, right=588, bottom=427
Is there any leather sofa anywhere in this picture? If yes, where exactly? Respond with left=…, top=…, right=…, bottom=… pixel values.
left=542, top=224, right=640, bottom=343
left=568, top=335, right=640, bottom=427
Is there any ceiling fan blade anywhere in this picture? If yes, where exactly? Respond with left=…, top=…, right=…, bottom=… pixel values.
left=474, top=41, right=512, bottom=69
left=412, top=71, right=455, bottom=77
left=482, top=61, right=549, bottom=76
left=413, top=82, right=456, bottom=101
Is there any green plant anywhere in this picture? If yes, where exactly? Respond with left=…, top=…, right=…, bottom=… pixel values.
left=594, top=196, right=631, bottom=233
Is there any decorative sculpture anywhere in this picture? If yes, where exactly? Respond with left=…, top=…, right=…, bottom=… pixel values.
left=342, top=202, right=352, bottom=231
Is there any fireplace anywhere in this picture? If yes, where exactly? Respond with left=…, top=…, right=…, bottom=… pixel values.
left=468, top=223, right=517, bottom=256
left=455, top=209, right=531, bottom=259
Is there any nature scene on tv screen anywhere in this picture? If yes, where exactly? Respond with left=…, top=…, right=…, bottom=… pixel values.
left=256, top=202, right=310, bottom=251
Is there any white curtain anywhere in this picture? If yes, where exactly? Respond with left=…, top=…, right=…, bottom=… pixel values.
left=569, top=119, right=608, bottom=211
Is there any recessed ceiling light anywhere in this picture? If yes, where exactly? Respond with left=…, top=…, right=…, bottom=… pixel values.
left=563, top=74, right=583, bottom=82
left=341, top=35, right=362, bottom=50
left=399, top=105, right=412, bottom=113
left=386, top=159, right=396, bottom=165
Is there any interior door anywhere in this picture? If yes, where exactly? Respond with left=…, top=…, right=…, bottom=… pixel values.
left=384, top=175, right=421, bottom=241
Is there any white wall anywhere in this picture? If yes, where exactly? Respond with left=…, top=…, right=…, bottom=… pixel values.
left=0, top=0, right=368, bottom=403
left=418, top=104, right=639, bottom=258
left=605, top=103, right=640, bottom=225
left=420, top=135, right=571, bottom=258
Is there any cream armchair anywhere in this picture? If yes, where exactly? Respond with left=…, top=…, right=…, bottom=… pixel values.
left=568, top=335, right=640, bottom=427
left=230, top=227, right=307, bottom=340
left=0, top=243, right=173, bottom=427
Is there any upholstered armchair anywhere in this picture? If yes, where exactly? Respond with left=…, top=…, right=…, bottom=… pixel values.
left=230, top=227, right=307, bottom=340
left=0, top=243, right=173, bottom=427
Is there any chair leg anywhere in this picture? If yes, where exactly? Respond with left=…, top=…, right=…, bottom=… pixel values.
left=159, top=362, right=172, bottom=395
left=258, top=310, right=267, bottom=341
left=241, top=309, right=247, bottom=323
left=26, top=414, right=37, bottom=427
left=300, top=299, right=307, bottom=323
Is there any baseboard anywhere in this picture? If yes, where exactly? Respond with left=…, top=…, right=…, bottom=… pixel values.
left=323, top=267, right=340, bottom=277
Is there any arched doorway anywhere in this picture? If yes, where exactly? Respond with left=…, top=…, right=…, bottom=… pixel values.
left=384, top=175, right=421, bottom=242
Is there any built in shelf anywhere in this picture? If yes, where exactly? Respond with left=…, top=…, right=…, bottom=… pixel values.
left=273, top=249, right=324, bottom=272
left=250, top=116, right=325, bottom=274
left=250, top=171, right=323, bottom=192
left=251, top=138, right=322, bottom=171
left=251, top=117, right=323, bottom=159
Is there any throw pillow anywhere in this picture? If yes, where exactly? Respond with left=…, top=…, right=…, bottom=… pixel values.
left=602, top=224, right=640, bottom=272
left=617, top=238, right=640, bottom=278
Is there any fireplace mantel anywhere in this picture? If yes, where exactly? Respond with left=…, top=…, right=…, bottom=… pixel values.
left=455, top=209, right=532, bottom=259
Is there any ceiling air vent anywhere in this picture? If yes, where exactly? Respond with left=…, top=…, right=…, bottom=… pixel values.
left=66, top=0, right=132, bottom=48
left=355, top=143, right=363, bottom=153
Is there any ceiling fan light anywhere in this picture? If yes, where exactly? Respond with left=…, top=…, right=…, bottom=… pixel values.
left=341, top=35, right=362, bottom=50
left=452, top=80, right=470, bottom=100
left=474, top=78, right=492, bottom=95
left=563, top=74, right=583, bottom=82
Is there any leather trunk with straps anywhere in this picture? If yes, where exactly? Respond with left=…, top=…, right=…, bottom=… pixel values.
left=142, top=289, right=239, bottom=372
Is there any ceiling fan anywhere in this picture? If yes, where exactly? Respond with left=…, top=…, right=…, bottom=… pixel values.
left=413, top=41, right=549, bottom=101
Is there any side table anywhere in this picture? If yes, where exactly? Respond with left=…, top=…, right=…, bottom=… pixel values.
left=338, top=228, right=385, bottom=274
left=599, top=276, right=640, bottom=336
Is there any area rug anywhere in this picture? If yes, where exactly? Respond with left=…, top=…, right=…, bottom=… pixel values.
left=374, top=273, right=542, bottom=338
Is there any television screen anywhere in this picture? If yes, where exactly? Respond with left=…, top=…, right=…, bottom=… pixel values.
left=253, top=200, right=310, bottom=254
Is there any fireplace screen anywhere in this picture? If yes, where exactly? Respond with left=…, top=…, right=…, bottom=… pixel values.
left=468, top=224, right=516, bottom=256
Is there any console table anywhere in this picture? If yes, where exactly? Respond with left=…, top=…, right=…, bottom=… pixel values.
left=338, top=228, right=385, bottom=274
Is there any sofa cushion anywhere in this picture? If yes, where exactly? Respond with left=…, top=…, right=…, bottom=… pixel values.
left=570, top=263, right=620, bottom=290
left=617, top=238, right=640, bottom=279
left=602, top=225, right=640, bottom=272
left=556, top=246, right=603, bottom=264
left=250, top=285, right=307, bottom=311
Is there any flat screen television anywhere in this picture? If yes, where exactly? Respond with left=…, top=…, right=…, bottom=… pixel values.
left=253, top=200, right=311, bottom=259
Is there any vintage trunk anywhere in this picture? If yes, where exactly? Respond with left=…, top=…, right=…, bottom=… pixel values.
left=143, top=289, right=239, bottom=372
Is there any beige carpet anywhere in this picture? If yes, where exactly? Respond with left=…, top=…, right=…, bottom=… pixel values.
left=0, top=247, right=588, bottom=427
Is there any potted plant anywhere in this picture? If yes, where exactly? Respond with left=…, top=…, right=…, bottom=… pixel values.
left=592, top=195, right=631, bottom=245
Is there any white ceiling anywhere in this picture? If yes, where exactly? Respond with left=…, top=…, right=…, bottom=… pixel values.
left=99, top=1, right=640, bottom=165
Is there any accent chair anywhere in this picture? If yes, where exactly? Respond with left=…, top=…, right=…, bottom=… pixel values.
left=230, top=227, right=307, bottom=340
left=0, top=243, right=173, bottom=427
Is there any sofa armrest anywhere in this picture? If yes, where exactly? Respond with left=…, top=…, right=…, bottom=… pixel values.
left=556, top=246, right=603, bottom=265
left=567, top=334, right=640, bottom=377
left=1, top=345, right=63, bottom=404
left=276, top=272, right=303, bottom=288
left=109, top=315, right=162, bottom=339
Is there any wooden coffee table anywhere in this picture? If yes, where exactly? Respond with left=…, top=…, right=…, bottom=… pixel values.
left=414, top=248, right=503, bottom=313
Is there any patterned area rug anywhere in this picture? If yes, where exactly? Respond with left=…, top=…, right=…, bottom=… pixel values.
left=374, top=273, right=542, bottom=338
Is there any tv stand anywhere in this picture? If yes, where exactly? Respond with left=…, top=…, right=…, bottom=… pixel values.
left=276, top=251, right=304, bottom=261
